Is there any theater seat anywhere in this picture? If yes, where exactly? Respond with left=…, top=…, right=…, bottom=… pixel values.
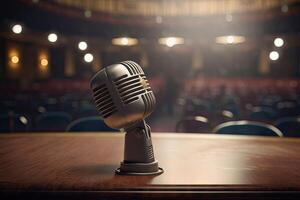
left=213, top=120, right=283, bottom=137
left=66, top=116, right=116, bottom=132
left=0, top=113, right=30, bottom=132
left=36, top=112, right=72, bottom=132
left=274, top=117, right=300, bottom=137
left=249, top=106, right=277, bottom=122
left=176, top=115, right=211, bottom=133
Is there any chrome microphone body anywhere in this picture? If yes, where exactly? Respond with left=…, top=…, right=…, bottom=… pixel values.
left=90, top=61, right=163, bottom=175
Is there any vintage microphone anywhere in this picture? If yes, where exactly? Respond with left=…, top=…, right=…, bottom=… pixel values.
left=90, top=61, right=163, bottom=175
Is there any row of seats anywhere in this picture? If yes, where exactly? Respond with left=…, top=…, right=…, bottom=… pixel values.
left=1, top=111, right=298, bottom=138
left=0, top=112, right=115, bottom=132
left=176, top=116, right=300, bottom=137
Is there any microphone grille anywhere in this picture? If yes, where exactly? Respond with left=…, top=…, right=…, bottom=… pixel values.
left=114, top=61, right=153, bottom=107
left=92, top=83, right=117, bottom=118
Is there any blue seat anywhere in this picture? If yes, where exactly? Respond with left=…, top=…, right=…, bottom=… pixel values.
left=72, top=107, right=98, bottom=118
left=250, top=106, right=277, bottom=122
left=213, top=120, right=283, bottom=137
left=66, top=116, right=117, bottom=132
left=0, top=113, right=30, bottom=132
left=0, top=104, right=11, bottom=115
left=276, top=101, right=299, bottom=118
left=274, top=117, right=300, bottom=137
left=36, top=112, right=72, bottom=132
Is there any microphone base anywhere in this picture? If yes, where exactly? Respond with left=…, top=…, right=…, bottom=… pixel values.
left=115, top=160, right=163, bottom=176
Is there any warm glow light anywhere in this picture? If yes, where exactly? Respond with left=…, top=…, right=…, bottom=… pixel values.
left=78, top=41, right=88, bottom=50
left=121, top=38, right=129, bottom=45
left=112, top=37, right=138, bottom=46
left=12, top=24, right=22, bottom=34
left=40, top=58, right=48, bottom=66
left=269, top=51, right=279, bottom=61
left=11, top=56, right=19, bottom=64
left=40, top=65, right=48, bottom=71
left=84, top=53, right=93, bottom=63
left=274, top=38, right=284, bottom=47
left=216, top=35, right=245, bottom=44
left=226, top=36, right=234, bottom=44
left=158, top=37, right=184, bottom=47
left=48, top=33, right=58, bottom=43
left=38, top=50, right=49, bottom=75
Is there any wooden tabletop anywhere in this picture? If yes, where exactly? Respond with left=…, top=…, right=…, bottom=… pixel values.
left=1, top=133, right=300, bottom=199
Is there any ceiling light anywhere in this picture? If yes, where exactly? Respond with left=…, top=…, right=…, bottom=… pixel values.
left=84, top=53, right=93, bottom=63
left=158, top=37, right=184, bottom=47
left=112, top=37, right=138, bottom=46
left=11, top=56, right=19, bottom=64
left=41, top=58, right=48, bottom=66
left=48, top=33, right=58, bottom=43
left=78, top=41, right=88, bottom=50
left=215, top=35, right=245, bottom=44
left=12, top=24, right=22, bottom=34
left=269, top=51, right=279, bottom=61
left=274, top=38, right=284, bottom=47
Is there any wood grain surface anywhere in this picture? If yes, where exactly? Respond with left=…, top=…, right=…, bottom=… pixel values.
left=1, top=133, right=300, bottom=199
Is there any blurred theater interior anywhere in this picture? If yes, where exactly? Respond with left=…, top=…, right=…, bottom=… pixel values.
left=3, top=1, right=300, bottom=199
left=1, top=0, right=300, bottom=136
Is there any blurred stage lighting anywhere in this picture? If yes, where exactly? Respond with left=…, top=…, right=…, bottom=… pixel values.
left=274, top=38, right=284, bottom=47
left=48, top=33, right=58, bottom=43
left=112, top=37, right=138, bottom=46
left=12, top=24, right=22, bottom=34
left=78, top=41, right=88, bottom=50
left=269, top=51, right=279, bottom=61
left=11, top=56, right=19, bottom=64
left=159, top=37, right=184, bottom=47
left=215, top=35, right=245, bottom=44
left=84, top=53, right=93, bottom=63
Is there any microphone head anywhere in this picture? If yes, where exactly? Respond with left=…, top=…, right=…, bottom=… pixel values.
left=90, top=61, right=156, bottom=129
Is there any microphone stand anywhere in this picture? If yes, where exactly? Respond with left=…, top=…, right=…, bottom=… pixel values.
left=115, top=120, right=163, bottom=175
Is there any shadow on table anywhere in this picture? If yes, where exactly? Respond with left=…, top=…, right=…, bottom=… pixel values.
left=70, top=164, right=119, bottom=176
left=69, top=164, right=160, bottom=188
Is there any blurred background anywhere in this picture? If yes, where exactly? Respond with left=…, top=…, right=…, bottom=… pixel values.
left=1, top=0, right=300, bottom=136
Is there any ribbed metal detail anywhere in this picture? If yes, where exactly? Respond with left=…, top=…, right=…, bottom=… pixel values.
left=120, top=61, right=143, bottom=75
left=114, top=74, right=147, bottom=105
left=141, top=92, right=155, bottom=115
left=140, top=74, right=152, bottom=91
left=147, top=145, right=154, bottom=160
left=92, top=84, right=117, bottom=118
